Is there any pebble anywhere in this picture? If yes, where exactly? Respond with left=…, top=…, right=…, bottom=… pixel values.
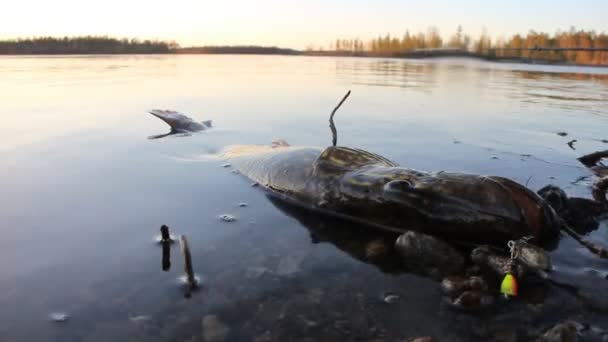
left=540, top=321, right=577, bottom=342
left=202, top=315, right=229, bottom=342
left=221, top=163, right=231, bottom=168
left=48, top=312, right=69, bottom=322
left=395, top=231, right=465, bottom=275
left=365, top=240, right=388, bottom=260
left=219, top=214, right=236, bottom=222
left=410, top=338, right=436, bottom=342
left=490, top=156, right=499, bottom=160
left=276, top=254, right=304, bottom=276
left=230, top=169, right=240, bottom=174
left=129, top=315, right=151, bottom=323
left=557, top=132, right=568, bottom=137
left=383, top=292, right=400, bottom=304
left=245, top=267, right=270, bottom=279
left=238, top=203, right=248, bottom=207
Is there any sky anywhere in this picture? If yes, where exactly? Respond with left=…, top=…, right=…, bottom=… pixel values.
left=1, top=0, right=607, bottom=49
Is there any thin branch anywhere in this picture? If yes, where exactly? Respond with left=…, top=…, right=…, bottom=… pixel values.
left=329, top=90, right=351, bottom=147
left=561, top=222, right=608, bottom=259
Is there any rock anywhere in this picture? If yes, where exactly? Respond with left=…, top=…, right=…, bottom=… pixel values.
left=383, top=292, right=400, bottom=304
left=441, top=276, right=486, bottom=297
left=448, top=290, right=494, bottom=311
left=222, top=163, right=231, bottom=168
left=254, top=331, right=273, bottom=342
left=409, top=337, right=436, bottom=342
left=365, top=239, right=388, bottom=260
left=539, top=321, right=577, bottom=342
left=471, top=246, right=526, bottom=278
left=557, top=132, right=568, bottom=137
left=245, top=267, right=270, bottom=279
left=219, top=214, right=236, bottom=222
left=202, top=315, right=229, bottom=342
left=48, top=312, right=69, bottom=322
left=230, top=169, right=240, bottom=174
left=395, top=231, right=465, bottom=275
left=129, top=315, right=151, bottom=323
left=517, top=241, right=552, bottom=271
left=276, top=254, right=304, bottom=276
left=493, top=329, right=518, bottom=342
left=238, top=202, right=248, bottom=207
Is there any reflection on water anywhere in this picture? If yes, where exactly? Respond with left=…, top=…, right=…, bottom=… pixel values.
left=0, top=55, right=607, bottom=341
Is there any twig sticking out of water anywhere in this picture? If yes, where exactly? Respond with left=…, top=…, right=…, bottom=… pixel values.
left=567, top=139, right=577, bottom=150
left=160, top=225, right=173, bottom=243
left=561, top=222, right=608, bottom=259
left=162, top=242, right=171, bottom=271
left=179, top=235, right=197, bottom=297
left=329, top=90, right=351, bottom=147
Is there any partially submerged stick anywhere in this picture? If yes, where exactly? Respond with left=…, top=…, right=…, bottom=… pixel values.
left=162, top=242, right=171, bottom=271
left=179, top=235, right=197, bottom=297
left=329, top=90, right=351, bottom=147
left=160, top=224, right=173, bottom=243
left=561, top=222, right=608, bottom=259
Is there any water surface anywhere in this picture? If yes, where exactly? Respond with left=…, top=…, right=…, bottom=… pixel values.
left=1, top=55, right=607, bottom=341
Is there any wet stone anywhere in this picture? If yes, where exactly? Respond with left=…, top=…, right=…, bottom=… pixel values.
left=365, top=239, right=388, bottom=260
left=245, top=267, right=270, bottom=279
left=276, top=253, right=305, bottom=276
left=221, top=163, right=231, bottom=168
left=238, top=202, right=248, bottom=207
left=395, top=231, right=465, bottom=275
left=129, top=315, right=151, bottom=324
left=409, top=338, right=436, bottom=342
left=48, top=312, right=69, bottom=323
left=202, top=315, right=229, bottom=342
left=557, top=132, right=568, bottom=137
left=383, top=292, right=400, bottom=304
left=540, top=321, right=578, bottom=342
left=219, top=214, right=236, bottom=222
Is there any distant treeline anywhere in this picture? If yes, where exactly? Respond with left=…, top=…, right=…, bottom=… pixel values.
left=330, top=26, right=608, bottom=65
left=0, top=36, right=178, bottom=54
left=177, top=46, right=299, bottom=55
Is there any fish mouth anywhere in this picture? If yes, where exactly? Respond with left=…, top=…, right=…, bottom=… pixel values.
left=148, top=110, right=177, bottom=125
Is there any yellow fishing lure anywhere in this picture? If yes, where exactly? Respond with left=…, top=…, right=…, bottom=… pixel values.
left=500, top=273, right=518, bottom=297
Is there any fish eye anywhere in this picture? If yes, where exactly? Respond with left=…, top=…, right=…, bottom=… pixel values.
left=384, top=179, right=413, bottom=192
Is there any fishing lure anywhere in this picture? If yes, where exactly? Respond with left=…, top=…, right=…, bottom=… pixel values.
left=500, top=240, right=520, bottom=297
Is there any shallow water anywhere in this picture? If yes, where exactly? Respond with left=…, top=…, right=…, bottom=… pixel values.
left=0, top=55, right=607, bottom=341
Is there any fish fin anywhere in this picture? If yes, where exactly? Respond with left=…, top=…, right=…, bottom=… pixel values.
left=313, top=146, right=398, bottom=174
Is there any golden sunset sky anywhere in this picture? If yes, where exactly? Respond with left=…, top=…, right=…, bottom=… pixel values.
left=2, top=0, right=607, bottom=49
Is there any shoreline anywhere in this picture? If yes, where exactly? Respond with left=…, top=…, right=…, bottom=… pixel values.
left=1, top=51, right=607, bottom=68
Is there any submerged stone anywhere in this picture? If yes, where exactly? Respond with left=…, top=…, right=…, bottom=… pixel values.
left=219, top=214, right=236, bottom=222
left=48, top=312, right=69, bottom=322
left=395, top=231, right=465, bottom=275
left=202, top=315, right=229, bottom=342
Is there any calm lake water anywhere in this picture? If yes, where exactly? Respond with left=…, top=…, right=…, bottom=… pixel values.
left=1, top=55, right=607, bottom=341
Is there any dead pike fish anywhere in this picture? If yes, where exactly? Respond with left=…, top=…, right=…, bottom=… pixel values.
left=148, top=110, right=212, bottom=139
left=222, top=144, right=561, bottom=245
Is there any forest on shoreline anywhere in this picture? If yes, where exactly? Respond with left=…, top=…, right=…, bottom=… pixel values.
left=0, top=36, right=177, bottom=54
left=1, top=28, right=607, bottom=66
left=329, top=26, right=608, bottom=65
